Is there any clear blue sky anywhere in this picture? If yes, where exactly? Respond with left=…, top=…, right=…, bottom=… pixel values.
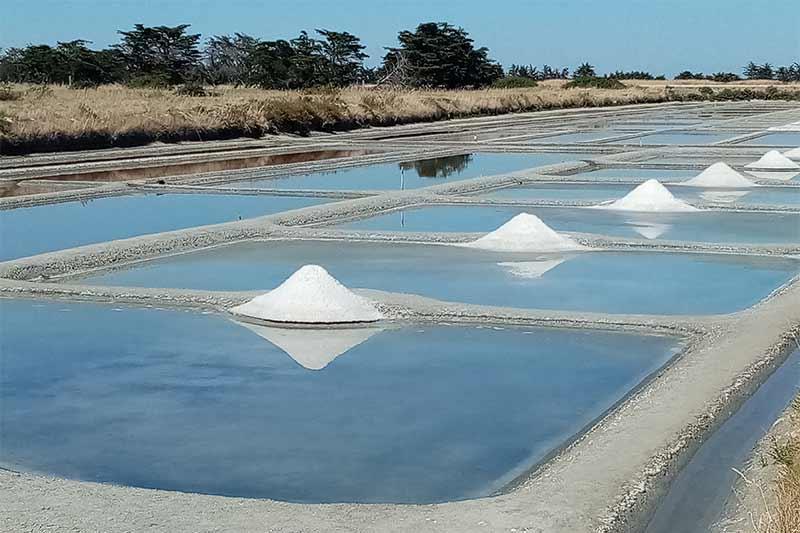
left=1, top=0, right=798, bottom=76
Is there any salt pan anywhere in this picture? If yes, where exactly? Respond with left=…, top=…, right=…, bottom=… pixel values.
left=594, top=179, right=698, bottom=212
left=459, top=213, right=585, bottom=253
left=682, top=162, right=756, bottom=188
left=230, top=265, right=383, bottom=324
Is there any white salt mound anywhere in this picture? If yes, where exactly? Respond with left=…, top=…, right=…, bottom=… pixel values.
left=745, top=150, right=800, bottom=170
left=682, top=162, right=756, bottom=188
left=597, top=179, right=697, bottom=212
left=460, top=213, right=585, bottom=253
left=230, top=265, right=383, bottom=324
left=239, top=322, right=381, bottom=370
left=784, top=147, right=800, bottom=161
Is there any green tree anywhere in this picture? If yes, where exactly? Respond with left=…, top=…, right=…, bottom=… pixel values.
left=0, top=41, right=122, bottom=85
left=381, top=22, right=502, bottom=88
left=316, top=29, right=368, bottom=85
left=0, top=45, right=63, bottom=83
left=204, top=33, right=261, bottom=85
left=287, top=31, right=325, bottom=87
left=248, top=39, right=298, bottom=89
left=114, top=24, right=202, bottom=84
left=574, top=62, right=596, bottom=78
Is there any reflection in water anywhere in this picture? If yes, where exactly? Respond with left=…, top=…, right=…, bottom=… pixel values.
left=699, top=190, right=750, bottom=204
left=237, top=321, right=383, bottom=370
left=630, top=222, right=672, bottom=240
left=42, top=149, right=374, bottom=183
left=399, top=154, right=473, bottom=178
left=497, top=256, right=569, bottom=279
left=744, top=170, right=800, bottom=181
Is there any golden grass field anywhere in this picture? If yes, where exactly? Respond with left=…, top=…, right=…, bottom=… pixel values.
left=1, top=80, right=799, bottom=154
left=767, top=397, right=799, bottom=533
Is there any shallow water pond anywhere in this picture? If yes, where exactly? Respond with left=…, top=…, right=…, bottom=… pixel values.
left=0, top=298, right=680, bottom=503
left=616, top=132, right=732, bottom=145
left=524, top=130, right=632, bottom=144
left=231, top=152, right=598, bottom=190
left=36, top=149, right=375, bottom=183
left=741, top=132, right=800, bottom=146
left=0, top=193, right=329, bottom=261
left=78, top=241, right=798, bottom=315
left=547, top=168, right=699, bottom=181
left=481, top=182, right=800, bottom=207
left=339, top=205, right=800, bottom=246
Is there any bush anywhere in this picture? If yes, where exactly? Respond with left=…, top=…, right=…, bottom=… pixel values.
left=565, top=77, right=626, bottom=89
left=0, top=83, right=21, bottom=101
left=24, top=84, right=52, bottom=99
left=126, top=73, right=173, bottom=89
left=491, top=76, right=538, bottom=89
left=0, top=110, right=12, bottom=134
left=174, top=81, right=212, bottom=97
left=70, top=79, right=101, bottom=90
left=709, top=72, right=740, bottom=83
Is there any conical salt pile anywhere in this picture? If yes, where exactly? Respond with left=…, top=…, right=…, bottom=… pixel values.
left=784, top=147, right=800, bottom=162
left=230, top=265, right=383, bottom=324
left=745, top=150, right=800, bottom=170
left=460, top=213, right=585, bottom=253
left=239, top=322, right=381, bottom=370
left=682, top=162, right=756, bottom=188
left=597, top=179, right=697, bottom=212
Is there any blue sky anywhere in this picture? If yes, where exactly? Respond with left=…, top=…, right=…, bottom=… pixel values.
left=2, top=0, right=798, bottom=76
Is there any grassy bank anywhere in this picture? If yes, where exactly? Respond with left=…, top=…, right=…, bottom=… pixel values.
left=1, top=80, right=799, bottom=155
left=765, top=396, right=799, bottom=533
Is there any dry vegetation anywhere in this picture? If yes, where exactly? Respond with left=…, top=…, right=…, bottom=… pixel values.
left=738, top=396, right=800, bottom=533
left=1, top=80, right=800, bottom=154
left=762, top=396, right=800, bottom=533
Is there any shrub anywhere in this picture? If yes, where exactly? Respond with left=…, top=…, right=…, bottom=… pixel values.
left=709, top=72, right=740, bottom=83
left=70, top=79, right=101, bottom=89
left=126, top=73, right=173, bottom=89
left=0, top=110, right=12, bottom=134
left=174, top=81, right=212, bottom=97
left=565, top=77, right=626, bottom=89
left=491, top=76, right=538, bottom=89
left=24, top=84, right=53, bottom=99
left=0, top=83, right=21, bottom=101
left=607, top=70, right=656, bottom=80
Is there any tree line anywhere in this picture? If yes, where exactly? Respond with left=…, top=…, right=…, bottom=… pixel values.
left=1, top=23, right=798, bottom=90
left=0, top=22, right=502, bottom=89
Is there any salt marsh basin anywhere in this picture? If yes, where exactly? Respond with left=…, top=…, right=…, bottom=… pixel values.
left=0, top=193, right=330, bottom=261
left=229, top=152, right=598, bottom=190
left=480, top=182, right=800, bottom=207
left=339, top=205, right=800, bottom=245
left=76, top=240, right=798, bottom=315
left=0, top=298, right=681, bottom=503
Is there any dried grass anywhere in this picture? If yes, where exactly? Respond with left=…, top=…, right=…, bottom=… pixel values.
left=741, top=396, right=800, bottom=533
left=764, top=397, right=800, bottom=533
left=1, top=81, right=799, bottom=154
